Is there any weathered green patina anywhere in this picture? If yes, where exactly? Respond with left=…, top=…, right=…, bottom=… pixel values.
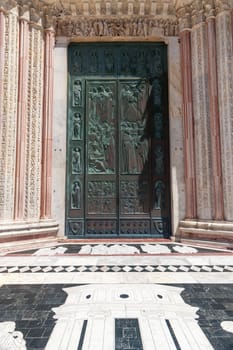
left=66, top=43, right=171, bottom=238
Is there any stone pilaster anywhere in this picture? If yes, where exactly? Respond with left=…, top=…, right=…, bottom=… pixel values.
left=206, top=9, right=224, bottom=220
left=0, top=10, right=5, bottom=137
left=216, top=8, right=233, bottom=220
left=0, top=8, right=19, bottom=220
left=40, top=28, right=55, bottom=219
left=24, top=23, right=44, bottom=220
left=191, top=20, right=213, bottom=219
left=14, top=13, right=29, bottom=220
left=179, top=27, right=197, bottom=219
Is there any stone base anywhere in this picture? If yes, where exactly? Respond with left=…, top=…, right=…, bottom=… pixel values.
left=177, top=219, right=233, bottom=246
left=0, top=219, right=59, bottom=243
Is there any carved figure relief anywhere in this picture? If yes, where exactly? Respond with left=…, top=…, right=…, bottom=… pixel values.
left=73, top=80, right=82, bottom=106
left=88, top=181, right=115, bottom=197
left=57, top=18, right=178, bottom=38
left=155, top=145, right=164, bottom=176
left=72, top=147, right=81, bottom=174
left=72, top=112, right=82, bottom=140
left=154, top=180, right=166, bottom=209
left=71, top=181, right=81, bottom=209
left=88, top=84, right=115, bottom=174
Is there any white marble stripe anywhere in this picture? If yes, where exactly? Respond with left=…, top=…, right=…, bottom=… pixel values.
left=139, top=317, right=157, bottom=350
left=148, top=318, right=176, bottom=350
left=82, top=318, right=93, bottom=350
left=178, top=319, right=212, bottom=350
left=160, top=319, right=178, bottom=350
left=0, top=255, right=232, bottom=266
left=185, top=320, right=214, bottom=349
left=169, top=319, right=196, bottom=349
left=45, top=320, right=67, bottom=349
left=1, top=272, right=233, bottom=285
left=86, top=317, right=105, bottom=350
left=103, top=317, right=114, bottom=350
left=67, top=319, right=84, bottom=350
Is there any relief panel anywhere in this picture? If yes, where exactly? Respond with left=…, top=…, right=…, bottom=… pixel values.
left=87, top=81, right=116, bottom=174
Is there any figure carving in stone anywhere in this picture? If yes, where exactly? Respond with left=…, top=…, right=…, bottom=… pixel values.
left=154, top=180, right=166, bottom=209
left=71, top=181, right=81, bottom=209
left=155, top=145, right=164, bottom=176
left=73, top=112, right=82, bottom=140
left=72, top=147, right=81, bottom=174
left=73, top=80, right=82, bottom=106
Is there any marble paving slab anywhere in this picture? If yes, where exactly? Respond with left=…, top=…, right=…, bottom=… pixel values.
left=0, top=242, right=232, bottom=349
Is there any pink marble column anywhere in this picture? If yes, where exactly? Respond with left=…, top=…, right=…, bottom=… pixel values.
left=0, top=10, right=5, bottom=117
left=40, top=29, right=55, bottom=219
left=180, top=30, right=197, bottom=219
left=14, top=18, right=29, bottom=219
left=206, top=17, right=224, bottom=220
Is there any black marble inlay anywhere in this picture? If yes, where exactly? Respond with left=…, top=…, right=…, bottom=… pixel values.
left=0, top=264, right=232, bottom=273
left=115, top=318, right=143, bottom=350
left=165, top=319, right=181, bottom=350
left=77, top=320, right=87, bottom=350
left=0, top=284, right=75, bottom=350
left=170, top=284, right=233, bottom=350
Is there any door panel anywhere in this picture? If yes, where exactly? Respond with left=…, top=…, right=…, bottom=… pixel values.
left=66, top=43, right=171, bottom=238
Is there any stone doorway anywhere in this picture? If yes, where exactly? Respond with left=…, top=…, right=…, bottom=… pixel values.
left=66, top=43, right=171, bottom=238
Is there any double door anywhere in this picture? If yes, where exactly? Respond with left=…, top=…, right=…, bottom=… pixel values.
left=66, top=43, right=170, bottom=238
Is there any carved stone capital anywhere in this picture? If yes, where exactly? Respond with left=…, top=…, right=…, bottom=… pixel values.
left=176, top=5, right=192, bottom=31
left=204, top=0, right=216, bottom=18
left=191, top=0, right=205, bottom=25
left=215, top=0, right=232, bottom=14
left=0, top=0, right=17, bottom=13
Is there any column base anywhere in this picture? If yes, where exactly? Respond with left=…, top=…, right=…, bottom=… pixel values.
left=0, top=219, right=59, bottom=243
left=177, top=219, right=233, bottom=246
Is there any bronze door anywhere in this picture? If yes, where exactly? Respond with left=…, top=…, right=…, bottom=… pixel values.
left=66, top=43, right=171, bottom=238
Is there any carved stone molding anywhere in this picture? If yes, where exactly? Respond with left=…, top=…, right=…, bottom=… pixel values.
left=56, top=16, right=178, bottom=37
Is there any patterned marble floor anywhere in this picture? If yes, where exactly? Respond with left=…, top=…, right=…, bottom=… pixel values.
left=0, top=241, right=233, bottom=350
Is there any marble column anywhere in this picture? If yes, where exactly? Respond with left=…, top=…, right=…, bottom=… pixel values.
left=191, top=21, right=213, bottom=219
left=0, top=10, right=5, bottom=118
left=0, top=9, right=19, bottom=220
left=24, top=24, right=44, bottom=220
left=206, top=16, right=224, bottom=220
left=216, top=10, right=233, bottom=220
left=40, top=29, right=55, bottom=219
left=14, top=17, right=29, bottom=220
left=179, top=30, right=197, bottom=219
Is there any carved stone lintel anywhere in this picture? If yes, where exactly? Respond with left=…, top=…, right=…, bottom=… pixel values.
left=56, top=16, right=178, bottom=37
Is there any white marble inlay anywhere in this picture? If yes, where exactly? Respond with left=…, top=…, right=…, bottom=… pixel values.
left=33, top=246, right=67, bottom=256
left=141, top=244, right=171, bottom=254
left=45, top=284, right=214, bottom=350
left=79, top=244, right=140, bottom=255
left=221, top=321, right=233, bottom=333
left=172, top=246, right=198, bottom=254
left=0, top=322, right=26, bottom=350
